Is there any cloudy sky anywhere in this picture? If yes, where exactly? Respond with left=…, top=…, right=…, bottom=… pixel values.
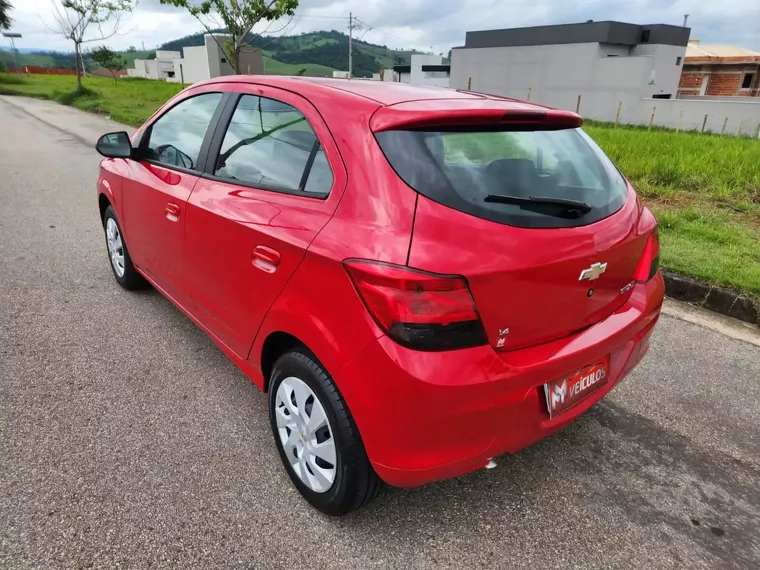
left=5, top=0, right=760, bottom=55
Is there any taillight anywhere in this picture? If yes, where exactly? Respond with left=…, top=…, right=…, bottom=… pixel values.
left=343, top=260, right=488, bottom=351
left=634, top=228, right=660, bottom=283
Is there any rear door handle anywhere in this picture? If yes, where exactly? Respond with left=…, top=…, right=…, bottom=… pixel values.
left=252, top=245, right=281, bottom=273
left=165, top=202, right=180, bottom=221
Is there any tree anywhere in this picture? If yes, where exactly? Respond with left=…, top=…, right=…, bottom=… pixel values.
left=90, top=45, right=125, bottom=84
left=159, top=0, right=299, bottom=74
left=49, top=0, right=134, bottom=92
left=296, top=67, right=306, bottom=76
left=0, top=0, right=12, bottom=30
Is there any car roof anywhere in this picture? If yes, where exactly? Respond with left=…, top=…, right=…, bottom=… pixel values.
left=201, top=75, right=546, bottom=109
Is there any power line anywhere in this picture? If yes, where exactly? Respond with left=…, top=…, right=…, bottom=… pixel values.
left=353, top=18, right=420, bottom=49
left=297, top=15, right=350, bottom=21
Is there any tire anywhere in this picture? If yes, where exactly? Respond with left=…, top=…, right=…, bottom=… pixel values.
left=268, top=349, right=382, bottom=515
left=103, top=205, right=145, bottom=290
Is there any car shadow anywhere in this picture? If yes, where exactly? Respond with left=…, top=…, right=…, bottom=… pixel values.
left=335, top=401, right=759, bottom=568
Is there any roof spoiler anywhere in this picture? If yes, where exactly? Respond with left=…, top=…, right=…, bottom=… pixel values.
left=370, top=102, right=583, bottom=132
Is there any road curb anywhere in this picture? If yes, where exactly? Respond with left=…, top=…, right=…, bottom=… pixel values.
left=662, top=270, right=758, bottom=325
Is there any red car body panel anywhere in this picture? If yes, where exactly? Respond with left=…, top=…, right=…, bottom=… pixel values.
left=336, top=275, right=663, bottom=487
left=408, top=187, right=656, bottom=351
left=97, top=76, right=664, bottom=488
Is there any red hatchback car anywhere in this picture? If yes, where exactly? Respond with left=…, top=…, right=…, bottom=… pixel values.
left=95, top=76, right=664, bottom=515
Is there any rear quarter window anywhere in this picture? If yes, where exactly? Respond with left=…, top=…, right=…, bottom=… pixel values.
left=376, top=127, right=628, bottom=229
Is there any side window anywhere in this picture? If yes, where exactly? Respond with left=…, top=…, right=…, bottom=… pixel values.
left=214, top=94, right=333, bottom=195
left=146, top=93, right=223, bottom=171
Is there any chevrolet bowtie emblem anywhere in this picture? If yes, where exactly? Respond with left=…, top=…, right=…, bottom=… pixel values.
left=579, top=262, right=608, bottom=281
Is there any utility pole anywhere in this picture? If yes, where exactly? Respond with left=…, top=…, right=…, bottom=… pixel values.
left=347, top=13, right=362, bottom=79
left=348, top=12, right=353, bottom=79
left=683, top=14, right=689, bottom=27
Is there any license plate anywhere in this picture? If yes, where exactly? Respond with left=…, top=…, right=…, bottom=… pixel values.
left=544, top=357, right=609, bottom=419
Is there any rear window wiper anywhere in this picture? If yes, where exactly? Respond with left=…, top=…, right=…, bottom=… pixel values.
left=484, top=194, right=592, bottom=218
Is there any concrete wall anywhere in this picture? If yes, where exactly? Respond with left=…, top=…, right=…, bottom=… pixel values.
left=155, top=50, right=181, bottom=61
left=410, top=54, right=450, bottom=87
left=451, top=43, right=652, bottom=119
left=203, top=35, right=263, bottom=77
left=451, top=41, right=760, bottom=136
left=637, top=98, right=760, bottom=135
left=144, top=60, right=159, bottom=79
left=237, top=46, right=263, bottom=76
left=451, top=41, right=689, bottom=121
left=169, top=46, right=209, bottom=84
left=630, top=43, right=685, bottom=97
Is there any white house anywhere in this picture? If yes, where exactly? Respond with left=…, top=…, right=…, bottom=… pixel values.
left=128, top=50, right=181, bottom=80
left=393, top=54, right=451, bottom=87
left=128, top=35, right=263, bottom=84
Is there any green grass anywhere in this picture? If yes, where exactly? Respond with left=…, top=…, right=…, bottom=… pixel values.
left=655, top=208, right=760, bottom=297
left=0, top=73, right=183, bottom=125
left=2, top=71, right=759, bottom=298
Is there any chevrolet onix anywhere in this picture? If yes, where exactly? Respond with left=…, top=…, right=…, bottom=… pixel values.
left=95, top=77, right=664, bottom=515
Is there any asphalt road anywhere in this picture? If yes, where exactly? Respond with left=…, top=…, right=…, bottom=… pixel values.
left=1, top=95, right=759, bottom=570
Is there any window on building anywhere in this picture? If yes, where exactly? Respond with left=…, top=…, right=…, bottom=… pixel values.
left=145, top=93, right=223, bottom=170
left=676, top=56, right=682, bottom=65
left=640, top=30, right=651, bottom=43
left=213, top=95, right=333, bottom=196
left=742, top=73, right=755, bottom=89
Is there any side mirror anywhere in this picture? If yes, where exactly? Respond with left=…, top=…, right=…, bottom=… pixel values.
left=96, top=131, right=133, bottom=159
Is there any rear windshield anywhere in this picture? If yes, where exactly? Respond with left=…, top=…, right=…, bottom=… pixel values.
left=375, top=127, right=628, bottom=228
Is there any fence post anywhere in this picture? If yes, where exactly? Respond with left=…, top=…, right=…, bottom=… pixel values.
left=721, top=117, right=728, bottom=135
left=467, top=77, right=472, bottom=90
left=648, top=107, right=656, bottom=131
left=179, top=64, right=185, bottom=87
left=615, top=101, right=622, bottom=127
left=738, top=120, right=744, bottom=136
left=526, top=87, right=531, bottom=101
left=676, top=110, right=683, bottom=132
left=701, top=114, right=708, bottom=133
left=575, top=94, right=582, bottom=114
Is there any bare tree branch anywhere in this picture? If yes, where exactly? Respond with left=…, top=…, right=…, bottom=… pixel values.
left=46, top=0, right=135, bottom=91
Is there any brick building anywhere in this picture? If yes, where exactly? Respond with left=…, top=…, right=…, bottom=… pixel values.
left=678, top=39, right=760, bottom=97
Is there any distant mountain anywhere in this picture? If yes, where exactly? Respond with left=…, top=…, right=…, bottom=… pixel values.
left=0, top=30, right=433, bottom=79
left=160, top=29, right=428, bottom=78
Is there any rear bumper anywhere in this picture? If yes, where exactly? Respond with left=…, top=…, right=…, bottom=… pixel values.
left=335, top=273, right=664, bottom=488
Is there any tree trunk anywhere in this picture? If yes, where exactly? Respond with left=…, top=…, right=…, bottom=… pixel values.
left=74, top=42, right=82, bottom=92
left=234, top=46, right=241, bottom=75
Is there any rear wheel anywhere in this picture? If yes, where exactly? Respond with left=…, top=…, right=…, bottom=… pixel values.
left=103, top=205, right=145, bottom=290
left=268, top=349, right=382, bottom=515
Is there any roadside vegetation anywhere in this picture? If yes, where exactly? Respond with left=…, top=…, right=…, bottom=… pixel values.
left=2, top=72, right=759, bottom=299
left=585, top=124, right=760, bottom=298
left=0, top=73, right=182, bottom=125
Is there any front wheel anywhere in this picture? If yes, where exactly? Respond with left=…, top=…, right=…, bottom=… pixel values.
left=268, top=349, right=382, bottom=515
left=103, top=205, right=145, bottom=290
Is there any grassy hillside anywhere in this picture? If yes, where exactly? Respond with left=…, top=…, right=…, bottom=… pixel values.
left=262, top=56, right=335, bottom=77
left=160, top=30, right=427, bottom=77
